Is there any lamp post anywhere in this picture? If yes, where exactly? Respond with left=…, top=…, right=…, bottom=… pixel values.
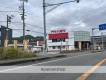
left=43, top=0, right=80, bottom=53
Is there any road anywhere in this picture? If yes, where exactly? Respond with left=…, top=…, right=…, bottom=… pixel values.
left=0, top=52, right=106, bottom=80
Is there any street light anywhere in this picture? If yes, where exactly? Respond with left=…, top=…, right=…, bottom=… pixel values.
left=43, top=0, right=80, bottom=53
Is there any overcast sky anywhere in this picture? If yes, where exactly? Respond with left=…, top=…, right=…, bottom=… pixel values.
left=0, top=0, right=106, bottom=37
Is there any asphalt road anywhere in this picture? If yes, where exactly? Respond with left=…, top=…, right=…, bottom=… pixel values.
left=0, top=53, right=106, bottom=80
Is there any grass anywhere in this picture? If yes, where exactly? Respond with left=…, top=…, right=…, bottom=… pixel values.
left=0, top=48, right=36, bottom=60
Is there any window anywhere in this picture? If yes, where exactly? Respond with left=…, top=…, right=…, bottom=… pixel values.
left=52, top=39, right=57, bottom=42
left=58, top=46, right=60, bottom=49
left=62, top=39, right=65, bottom=42
left=52, top=46, right=56, bottom=49
left=52, top=39, right=66, bottom=42
left=63, top=46, right=65, bottom=49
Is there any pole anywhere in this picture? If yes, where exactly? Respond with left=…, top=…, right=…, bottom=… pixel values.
left=101, top=32, right=104, bottom=51
left=4, top=15, right=9, bottom=47
left=43, top=0, right=47, bottom=53
left=6, top=15, right=9, bottom=40
left=22, top=1, right=25, bottom=40
left=92, top=28, right=94, bottom=50
left=60, top=39, right=62, bottom=53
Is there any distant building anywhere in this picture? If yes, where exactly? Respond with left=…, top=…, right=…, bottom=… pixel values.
left=91, top=36, right=106, bottom=50
left=47, top=29, right=69, bottom=51
left=0, top=26, right=12, bottom=47
left=47, top=29, right=91, bottom=51
left=74, top=31, right=91, bottom=50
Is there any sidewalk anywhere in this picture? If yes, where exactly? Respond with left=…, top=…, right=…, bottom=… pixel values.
left=60, top=51, right=97, bottom=57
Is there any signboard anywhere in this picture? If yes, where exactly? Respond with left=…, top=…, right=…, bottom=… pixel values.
left=49, top=29, right=69, bottom=40
left=51, top=29, right=65, bottom=34
left=74, top=31, right=90, bottom=41
left=48, top=33, right=69, bottom=40
left=99, top=24, right=106, bottom=30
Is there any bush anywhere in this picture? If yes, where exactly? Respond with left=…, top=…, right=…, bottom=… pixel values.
left=5, top=48, right=19, bottom=59
left=0, top=48, right=4, bottom=59
left=0, top=48, right=35, bottom=59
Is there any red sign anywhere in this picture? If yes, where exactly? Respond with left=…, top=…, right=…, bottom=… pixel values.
left=48, top=33, right=69, bottom=40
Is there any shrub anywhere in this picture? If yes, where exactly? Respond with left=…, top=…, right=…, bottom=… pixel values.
left=0, top=48, right=4, bottom=59
left=5, top=48, right=19, bottom=59
left=0, top=48, right=35, bottom=59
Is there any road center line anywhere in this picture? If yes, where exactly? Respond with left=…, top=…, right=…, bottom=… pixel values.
left=76, top=58, right=106, bottom=80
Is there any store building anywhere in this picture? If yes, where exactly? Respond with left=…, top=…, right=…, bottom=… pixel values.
left=47, top=29, right=70, bottom=51
left=91, top=36, right=106, bottom=50
left=0, top=26, right=12, bottom=47
left=47, top=29, right=91, bottom=51
left=74, top=31, right=91, bottom=50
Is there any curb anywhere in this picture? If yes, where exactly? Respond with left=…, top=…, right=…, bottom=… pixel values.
left=0, top=54, right=66, bottom=65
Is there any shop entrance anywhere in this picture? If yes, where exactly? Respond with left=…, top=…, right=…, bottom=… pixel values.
left=75, top=41, right=90, bottom=50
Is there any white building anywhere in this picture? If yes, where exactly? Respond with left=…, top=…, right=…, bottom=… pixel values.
left=47, top=29, right=91, bottom=51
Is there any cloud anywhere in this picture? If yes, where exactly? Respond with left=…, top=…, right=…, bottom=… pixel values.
left=0, top=0, right=106, bottom=37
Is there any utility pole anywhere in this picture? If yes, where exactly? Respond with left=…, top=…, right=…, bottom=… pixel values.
left=7, top=15, right=9, bottom=30
left=43, top=0, right=47, bottom=52
left=5, top=15, right=13, bottom=47
left=19, top=0, right=28, bottom=40
left=5, top=15, right=9, bottom=47
left=22, top=1, right=25, bottom=40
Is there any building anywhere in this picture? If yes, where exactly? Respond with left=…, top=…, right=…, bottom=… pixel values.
left=91, top=36, right=106, bottom=50
left=47, top=29, right=70, bottom=51
left=74, top=31, right=91, bottom=50
left=47, top=29, right=91, bottom=51
left=0, top=26, right=12, bottom=47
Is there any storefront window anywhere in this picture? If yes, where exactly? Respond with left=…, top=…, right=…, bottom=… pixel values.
left=52, top=46, right=56, bottom=49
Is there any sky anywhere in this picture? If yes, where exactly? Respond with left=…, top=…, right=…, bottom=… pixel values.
left=0, top=0, right=106, bottom=37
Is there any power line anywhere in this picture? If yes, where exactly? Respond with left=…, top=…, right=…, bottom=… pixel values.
left=12, top=28, right=44, bottom=34
left=0, top=21, right=45, bottom=29
left=26, top=23, right=44, bottom=29
left=28, top=30, right=44, bottom=34
left=0, top=11, right=19, bottom=12
left=0, top=21, right=50, bottom=34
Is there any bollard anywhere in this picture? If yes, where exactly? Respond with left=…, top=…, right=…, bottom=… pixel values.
left=4, top=40, right=8, bottom=48
left=14, top=40, right=18, bottom=48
